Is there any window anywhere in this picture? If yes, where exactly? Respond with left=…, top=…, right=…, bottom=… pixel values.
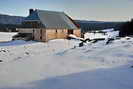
left=40, top=29, right=42, bottom=40
left=68, top=29, right=73, bottom=34
left=56, top=30, right=57, bottom=33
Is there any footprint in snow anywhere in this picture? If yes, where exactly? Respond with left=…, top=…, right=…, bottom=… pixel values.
left=55, top=50, right=68, bottom=56
left=131, top=66, right=133, bottom=68
left=84, top=49, right=92, bottom=53
left=25, top=52, right=30, bottom=55
left=123, top=44, right=131, bottom=48
left=13, top=57, right=22, bottom=61
left=0, top=60, right=3, bottom=62
left=0, top=49, right=9, bottom=53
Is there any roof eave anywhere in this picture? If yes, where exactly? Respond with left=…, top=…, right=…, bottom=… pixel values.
left=23, top=20, right=41, bottom=22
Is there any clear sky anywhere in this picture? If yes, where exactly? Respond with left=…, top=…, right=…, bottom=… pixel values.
left=0, top=0, right=132, bottom=21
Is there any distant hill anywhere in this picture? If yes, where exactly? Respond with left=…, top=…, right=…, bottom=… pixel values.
left=0, top=14, right=25, bottom=32
left=75, top=20, right=125, bottom=32
left=0, top=14, right=25, bottom=25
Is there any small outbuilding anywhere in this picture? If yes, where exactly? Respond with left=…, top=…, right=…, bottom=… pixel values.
left=17, top=9, right=81, bottom=42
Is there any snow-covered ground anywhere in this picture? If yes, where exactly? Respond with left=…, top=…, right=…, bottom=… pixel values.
left=0, top=32, right=133, bottom=89
left=84, top=28, right=119, bottom=40
left=0, top=32, right=17, bottom=42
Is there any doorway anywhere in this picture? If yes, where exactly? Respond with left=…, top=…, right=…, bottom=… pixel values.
left=68, top=29, right=73, bottom=34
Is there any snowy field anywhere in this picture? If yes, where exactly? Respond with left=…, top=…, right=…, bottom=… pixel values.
left=84, top=28, right=119, bottom=40
left=0, top=32, right=17, bottom=42
left=0, top=32, right=133, bottom=89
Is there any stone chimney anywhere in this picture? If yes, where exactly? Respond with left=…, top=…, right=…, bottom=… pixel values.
left=29, top=9, right=34, bottom=15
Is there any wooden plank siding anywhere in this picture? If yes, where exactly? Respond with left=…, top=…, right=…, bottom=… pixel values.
left=73, top=29, right=81, bottom=37
left=45, top=29, right=67, bottom=41
left=17, top=28, right=81, bottom=42
left=41, top=29, right=46, bottom=42
left=33, top=29, right=41, bottom=41
left=45, top=29, right=81, bottom=41
left=17, top=28, right=34, bottom=33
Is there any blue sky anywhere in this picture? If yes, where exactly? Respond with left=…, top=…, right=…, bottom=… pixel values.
left=0, top=0, right=132, bottom=21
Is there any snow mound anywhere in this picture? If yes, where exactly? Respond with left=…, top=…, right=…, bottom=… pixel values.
left=0, top=32, right=17, bottom=42
left=68, top=34, right=84, bottom=40
left=84, top=28, right=119, bottom=40
left=102, top=28, right=114, bottom=32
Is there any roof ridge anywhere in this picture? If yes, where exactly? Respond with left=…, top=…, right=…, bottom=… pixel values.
left=36, top=9, right=64, bottom=14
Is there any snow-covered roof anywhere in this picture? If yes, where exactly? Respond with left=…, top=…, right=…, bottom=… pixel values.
left=24, top=9, right=78, bottom=29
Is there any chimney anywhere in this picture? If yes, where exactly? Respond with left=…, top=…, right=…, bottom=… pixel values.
left=29, top=9, right=34, bottom=15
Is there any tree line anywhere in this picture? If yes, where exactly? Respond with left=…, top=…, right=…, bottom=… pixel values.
left=119, top=19, right=133, bottom=37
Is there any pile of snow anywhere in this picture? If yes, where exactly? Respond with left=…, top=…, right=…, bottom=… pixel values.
left=106, top=30, right=119, bottom=39
left=0, top=32, right=17, bottom=42
left=103, top=28, right=119, bottom=39
left=84, top=28, right=119, bottom=40
left=68, top=34, right=84, bottom=40
left=102, top=28, right=114, bottom=32
left=84, top=32, right=106, bottom=40
left=0, top=33, right=133, bottom=89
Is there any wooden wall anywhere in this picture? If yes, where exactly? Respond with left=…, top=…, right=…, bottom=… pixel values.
left=17, top=28, right=33, bottom=33
left=45, top=29, right=81, bottom=41
left=41, top=29, right=46, bottom=42
left=18, top=28, right=81, bottom=42
left=45, top=29, right=68, bottom=41
left=33, top=29, right=41, bottom=41
left=56, top=29, right=68, bottom=39
left=73, top=29, right=81, bottom=37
